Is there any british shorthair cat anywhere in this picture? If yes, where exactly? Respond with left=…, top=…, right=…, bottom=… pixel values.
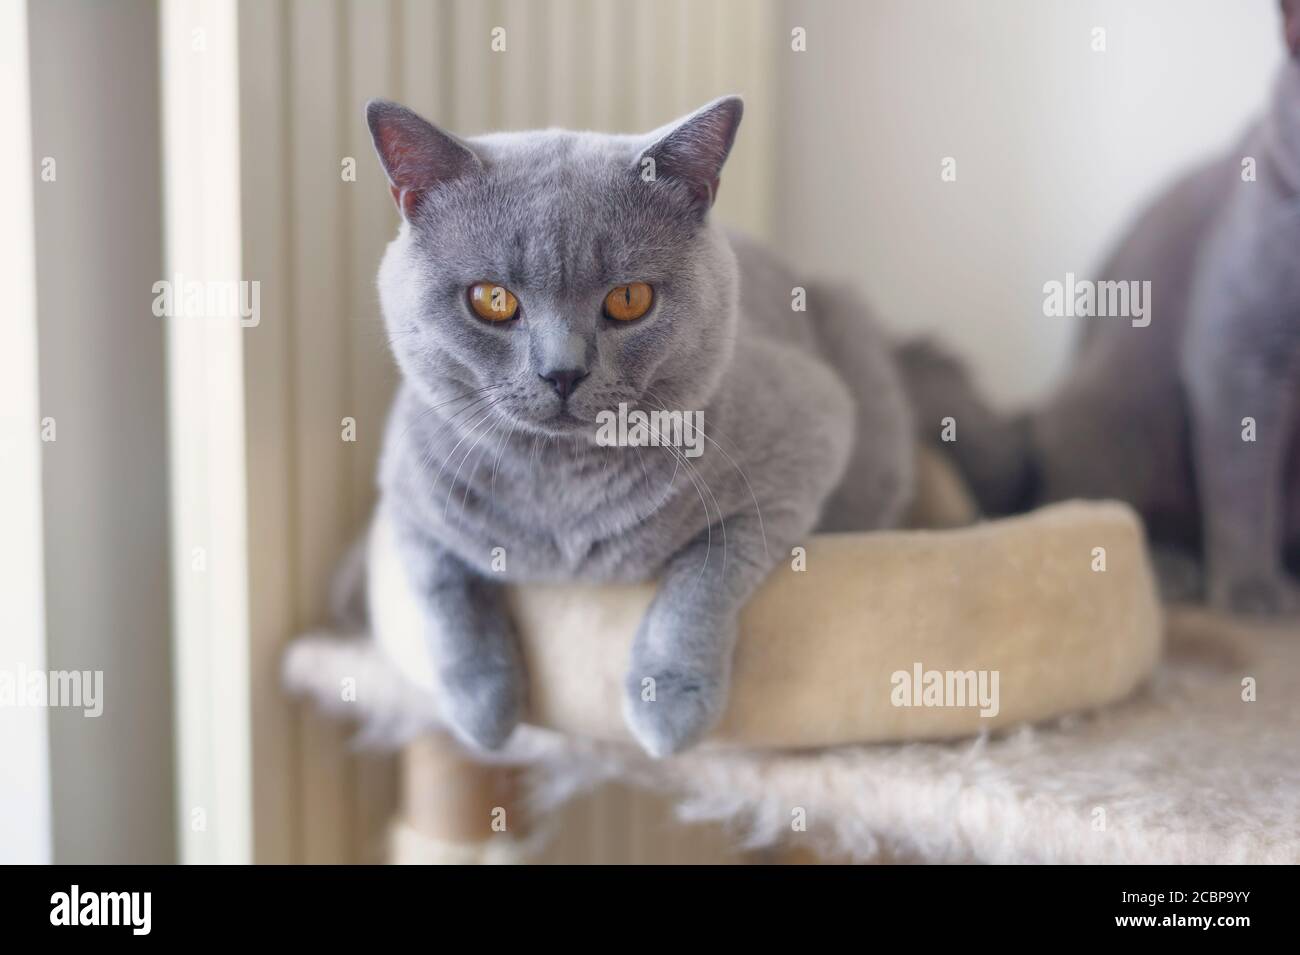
left=363, top=95, right=913, bottom=755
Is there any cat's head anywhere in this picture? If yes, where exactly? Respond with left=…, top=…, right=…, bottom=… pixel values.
left=368, top=96, right=744, bottom=438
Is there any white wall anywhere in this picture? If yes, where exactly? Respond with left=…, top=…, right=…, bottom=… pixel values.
left=775, top=0, right=1284, bottom=406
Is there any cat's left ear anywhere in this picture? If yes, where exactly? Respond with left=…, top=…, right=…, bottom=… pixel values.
left=1285, top=0, right=1300, bottom=56
left=366, top=99, right=483, bottom=221
left=637, top=96, right=744, bottom=213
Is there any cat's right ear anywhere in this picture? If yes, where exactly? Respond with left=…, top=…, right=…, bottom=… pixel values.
left=636, top=96, right=743, bottom=215
left=366, top=100, right=482, bottom=220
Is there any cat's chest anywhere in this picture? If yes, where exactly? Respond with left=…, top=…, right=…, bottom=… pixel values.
left=390, top=433, right=701, bottom=581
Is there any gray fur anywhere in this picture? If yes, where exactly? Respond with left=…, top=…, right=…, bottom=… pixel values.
left=364, top=97, right=913, bottom=754
left=906, top=41, right=1300, bottom=617
left=896, top=339, right=1035, bottom=516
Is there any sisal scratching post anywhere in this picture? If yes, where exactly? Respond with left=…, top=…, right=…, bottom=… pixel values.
left=390, top=732, right=536, bottom=864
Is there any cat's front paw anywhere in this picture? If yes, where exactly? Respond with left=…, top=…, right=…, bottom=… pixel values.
left=622, top=660, right=727, bottom=757
left=622, top=611, right=734, bottom=757
left=437, top=654, right=525, bottom=751
left=1208, top=571, right=1300, bottom=618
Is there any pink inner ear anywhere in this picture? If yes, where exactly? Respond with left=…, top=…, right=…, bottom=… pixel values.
left=681, top=177, right=722, bottom=211
left=378, top=129, right=416, bottom=180
left=389, top=184, right=422, bottom=219
left=1288, top=0, right=1300, bottom=55
left=400, top=190, right=422, bottom=219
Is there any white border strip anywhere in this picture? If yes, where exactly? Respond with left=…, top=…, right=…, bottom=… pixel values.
left=0, top=0, right=52, bottom=865
left=160, top=0, right=252, bottom=865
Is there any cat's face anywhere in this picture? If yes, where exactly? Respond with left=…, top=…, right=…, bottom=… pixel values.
left=370, top=98, right=743, bottom=438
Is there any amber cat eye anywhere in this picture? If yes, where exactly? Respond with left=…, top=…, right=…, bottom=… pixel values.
left=603, top=282, right=654, bottom=322
left=468, top=283, right=519, bottom=321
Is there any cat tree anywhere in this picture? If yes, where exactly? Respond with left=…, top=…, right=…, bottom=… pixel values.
left=285, top=451, right=1300, bottom=863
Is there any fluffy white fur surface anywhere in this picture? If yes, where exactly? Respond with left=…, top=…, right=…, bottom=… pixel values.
left=285, top=604, right=1299, bottom=864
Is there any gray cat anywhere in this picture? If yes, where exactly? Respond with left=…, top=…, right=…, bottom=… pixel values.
left=902, top=6, right=1300, bottom=616
left=364, top=96, right=913, bottom=755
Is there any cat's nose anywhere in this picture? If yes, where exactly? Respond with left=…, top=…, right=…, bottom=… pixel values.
left=540, top=368, right=588, bottom=400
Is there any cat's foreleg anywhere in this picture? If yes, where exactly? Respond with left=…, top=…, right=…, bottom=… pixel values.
left=391, top=521, right=526, bottom=749
left=622, top=512, right=787, bottom=756
left=1185, top=336, right=1300, bottom=616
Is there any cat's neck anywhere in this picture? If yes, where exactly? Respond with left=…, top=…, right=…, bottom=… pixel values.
left=391, top=380, right=711, bottom=488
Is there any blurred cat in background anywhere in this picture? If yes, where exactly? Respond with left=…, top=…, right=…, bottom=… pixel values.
left=362, top=95, right=912, bottom=755
left=903, top=1, right=1300, bottom=616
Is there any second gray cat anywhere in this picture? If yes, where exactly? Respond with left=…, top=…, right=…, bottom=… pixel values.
left=364, top=96, right=913, bottom=755
left=902, top=7, right=1300, bottom=616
